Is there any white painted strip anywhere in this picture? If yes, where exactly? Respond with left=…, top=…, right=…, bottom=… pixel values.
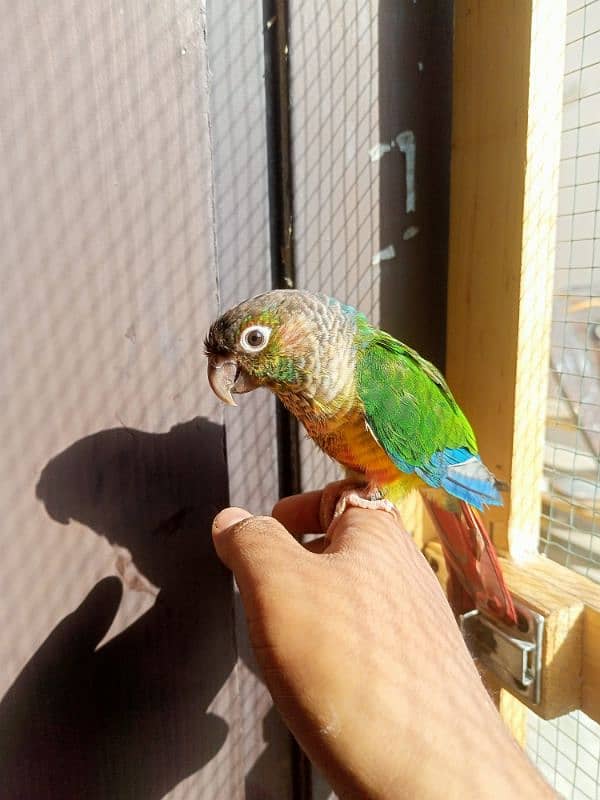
left=369, top=142, right=392, bottom=161
left=372, top=244, right=396, bottom=264
left=402, top=225, right=420, bottom=240
left=395, top=130, right=416, bottom=213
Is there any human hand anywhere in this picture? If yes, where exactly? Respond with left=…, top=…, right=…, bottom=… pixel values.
left=212, top=485, right=555, bottom=800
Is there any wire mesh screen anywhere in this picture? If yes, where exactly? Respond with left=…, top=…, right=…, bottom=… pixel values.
left=0, top=1, right=294, bottom=798
left=528, top=1, right=600, bottom=797
left=288, top=4, right=451, bottom=794
left=290, top=0, right=451, bottom=497
left=289, top=0, right=381, bottom=493
left=528, top=710, right=600, bottom=798
left=542, top=0, right=600, bottom=582
left=207, top=3, right=296, bottom=797
left=207, top=0, right=280, bottom=518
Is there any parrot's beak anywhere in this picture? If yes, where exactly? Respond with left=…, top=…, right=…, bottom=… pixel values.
left=207, top=355, right=257, bottom=406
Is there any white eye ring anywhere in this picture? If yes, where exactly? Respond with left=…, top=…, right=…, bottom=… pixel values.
left=240, top=325, right=271, bottom=353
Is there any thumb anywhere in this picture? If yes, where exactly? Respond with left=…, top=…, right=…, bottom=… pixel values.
left=212, top=506, right=306, bottom=597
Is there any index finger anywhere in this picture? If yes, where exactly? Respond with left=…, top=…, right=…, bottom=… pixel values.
left=272, top=490, right=324, bottom=535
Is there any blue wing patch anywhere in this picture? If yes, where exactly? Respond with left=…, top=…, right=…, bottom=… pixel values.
left=413, top=447, right=502, bottom=510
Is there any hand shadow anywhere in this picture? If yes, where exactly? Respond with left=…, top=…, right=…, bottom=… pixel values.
left=1, top=417, right=236, bottom=800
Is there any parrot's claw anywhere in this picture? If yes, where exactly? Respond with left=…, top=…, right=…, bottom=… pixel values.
left=333, top=490, right=397, bottom=519
left=319, top=479, right=400, bottom=531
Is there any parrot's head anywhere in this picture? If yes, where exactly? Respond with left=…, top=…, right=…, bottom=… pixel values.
left=205, top=289, right=358, bottom=406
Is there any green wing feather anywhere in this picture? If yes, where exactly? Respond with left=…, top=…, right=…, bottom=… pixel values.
left=355, top=323, right=478, bottom=473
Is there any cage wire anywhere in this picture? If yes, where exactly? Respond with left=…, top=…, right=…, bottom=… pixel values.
left=289, top=0, right=600, bottom=798
left=0, top=1, right=270, bottom=797
left=290, top=0, right=381, bottom=496
left=529, top=1, right=600, bottom=798
left=206, top=2, right=297, bottom=798
left=288, top=1, right=451, bottom=797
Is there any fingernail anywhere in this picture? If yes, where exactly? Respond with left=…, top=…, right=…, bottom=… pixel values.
left=212, top=506, right=252, bottom=533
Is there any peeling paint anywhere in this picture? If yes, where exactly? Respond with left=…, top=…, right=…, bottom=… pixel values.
left=402, top=225, right=420, bottom=241
left=124, top=323, right=136, bottom=344
left=372, top=244, right=396, bottom=265
left=369, top=130, right=417, bottom=213
left=369, top=142, right=391, bottom=161
left=396, top=130, right=416, bottom=213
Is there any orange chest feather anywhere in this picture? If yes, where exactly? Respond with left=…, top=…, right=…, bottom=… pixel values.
left=278, top=389, right=406, bottom=488
left=305, top=411, right=400, bottom=486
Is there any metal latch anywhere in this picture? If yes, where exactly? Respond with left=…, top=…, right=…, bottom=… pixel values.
left=459, top=603, right=544, bottom=704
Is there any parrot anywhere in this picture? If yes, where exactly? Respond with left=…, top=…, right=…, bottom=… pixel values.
left=205, top=289, right=518, bottom=627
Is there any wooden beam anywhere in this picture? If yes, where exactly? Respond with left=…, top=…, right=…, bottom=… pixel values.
left=484, top=671, right=528, bottom=748
left=425, top=541, right=600, bottom=724
left=583, top=606, right=600, bottom=723
left=446, top=0, right=565, bottom=557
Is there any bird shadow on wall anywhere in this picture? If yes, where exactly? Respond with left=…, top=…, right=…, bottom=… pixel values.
left=0, top=417, right=238, bottom=800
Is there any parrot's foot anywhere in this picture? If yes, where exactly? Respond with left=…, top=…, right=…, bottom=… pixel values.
left=319, top=479, right=401, bottom=531
left=334, top=490, right=397, bottom=519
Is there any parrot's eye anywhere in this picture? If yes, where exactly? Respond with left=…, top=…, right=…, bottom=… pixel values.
left=240, top=325, right=271, bottom=353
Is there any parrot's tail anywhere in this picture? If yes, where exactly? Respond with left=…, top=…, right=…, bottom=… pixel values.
left=421, top=493, right=518, bottom=628
left=439, top=455, right=503, bottom=510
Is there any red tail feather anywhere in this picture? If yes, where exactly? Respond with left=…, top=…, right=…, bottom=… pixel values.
left=422, top=494, right=518, bottom=627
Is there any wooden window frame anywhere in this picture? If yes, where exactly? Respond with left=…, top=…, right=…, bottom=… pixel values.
left=416, top=0, right=600, bottom=740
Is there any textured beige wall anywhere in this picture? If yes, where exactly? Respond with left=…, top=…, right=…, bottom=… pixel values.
left=0, top=1, right=287, bottom=797
left=0, top=0, right=220, bottom=689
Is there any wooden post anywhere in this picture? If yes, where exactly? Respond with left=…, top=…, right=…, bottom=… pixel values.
left=446, top=0, right=566, bottom=559
left=485, top=672, right=528, bottom=748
